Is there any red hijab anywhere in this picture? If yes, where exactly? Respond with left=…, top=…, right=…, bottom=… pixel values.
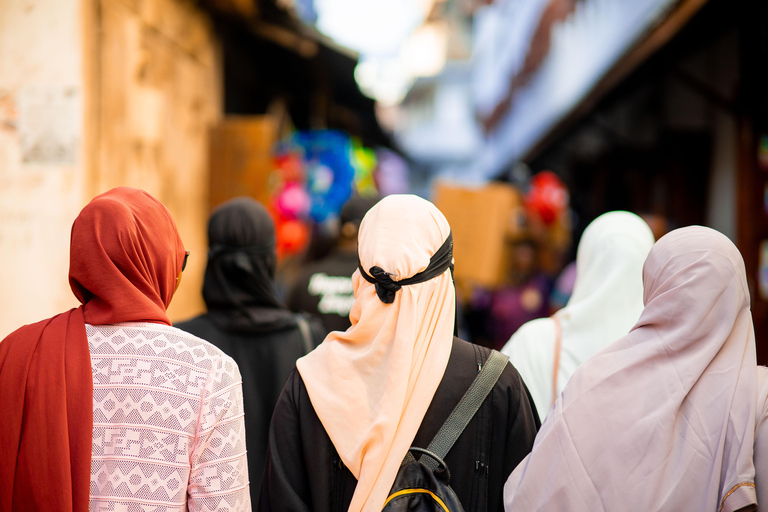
left=0, top=187, right=185, bottom=511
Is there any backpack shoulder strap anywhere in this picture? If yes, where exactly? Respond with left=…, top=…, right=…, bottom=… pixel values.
left=295, top=314, right=314, bottom=355
left=420, top=349, right=509, bottom=471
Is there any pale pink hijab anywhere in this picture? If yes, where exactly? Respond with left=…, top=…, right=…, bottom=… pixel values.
left=297, top=195, right=455, bottom=511
left=504, top=226, right=757, bottom=512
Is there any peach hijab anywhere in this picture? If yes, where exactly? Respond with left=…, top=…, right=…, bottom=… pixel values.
left=297, top=195, right=455, bottom=511
left=504, top=226, right=757, bottom=512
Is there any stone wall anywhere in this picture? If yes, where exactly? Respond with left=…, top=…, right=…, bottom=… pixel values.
left=0, top=0, right=221, bottom=338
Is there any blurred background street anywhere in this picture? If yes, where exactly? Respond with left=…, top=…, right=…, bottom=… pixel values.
left=2, top=0, right=767, bottom=360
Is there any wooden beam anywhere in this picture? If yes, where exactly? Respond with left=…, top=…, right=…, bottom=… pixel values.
left=250, top=21, right=319, bottom=58
left=523, top=0, right=710, bottom=162
left=203, top=0, right=257, bottom=18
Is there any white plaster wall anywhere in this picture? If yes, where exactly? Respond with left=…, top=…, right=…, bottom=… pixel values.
left=0, top=0, right=86, bottom=338
left=0, top=0, right=221, bottom=339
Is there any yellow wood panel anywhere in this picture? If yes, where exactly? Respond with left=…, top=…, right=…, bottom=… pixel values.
left=433, top=181, right=523, bottom=297
left=208, top=115, right=278, bottom=211
left=96, top=0, right=222, bottom=322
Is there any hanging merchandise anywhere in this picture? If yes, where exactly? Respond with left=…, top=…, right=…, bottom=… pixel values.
left=268, top=130, right=384, bottom=260
left=293, top=130, right=356, bottom=223
left=760, top=240, right=768, bottom=301
left=375, top=148, right=410, bottom=196
left=524, top=170, right=569, bottom=226
left=270, top=153, right=311, bottom=259
left=276, top=218, right=310, bottom=258
left=764, top=183, right=768, bottom=216
left=759, top=134, right=768, bottom=172
left=523, top=170, right=572, bottom=277
left=350, top=140, right=379, bottom=197
left=274, top=182, right=311, bottom=220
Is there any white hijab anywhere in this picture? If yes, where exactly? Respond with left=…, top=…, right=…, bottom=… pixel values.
left=501, top=211, right=654, bottom=420
left=504, top=226, right=757, bottom=512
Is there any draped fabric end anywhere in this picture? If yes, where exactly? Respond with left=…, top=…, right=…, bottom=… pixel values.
left=0, top=308, right=93, bottom=512
left=720, top=482, right=756, bottom=512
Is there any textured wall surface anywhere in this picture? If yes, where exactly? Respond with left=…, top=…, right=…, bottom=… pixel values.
left=0, top=0, right=221, bottom=338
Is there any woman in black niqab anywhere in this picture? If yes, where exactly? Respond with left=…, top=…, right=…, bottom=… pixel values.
left=176, top=197, right=324, bottom=500
left=203, top=197, right=295, bottom=332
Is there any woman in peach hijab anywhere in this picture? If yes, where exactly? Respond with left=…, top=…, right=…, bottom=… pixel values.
left=258, top=194, right=539, bottom=511
left=504, top=226, right=757, bottom=512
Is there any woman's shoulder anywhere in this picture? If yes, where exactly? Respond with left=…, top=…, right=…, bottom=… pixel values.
left=501, top=317, right=556, bottom=357
left=87, top=321, right=242, bottom=378
left=448, top=337, right=524, bottom=387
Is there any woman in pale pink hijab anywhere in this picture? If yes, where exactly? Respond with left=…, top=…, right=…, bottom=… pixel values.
left=259, top=194, right=539, bottom=512
left=754, top=366, right=768, bottom=507
left=504, top=226, right=757, bottom=512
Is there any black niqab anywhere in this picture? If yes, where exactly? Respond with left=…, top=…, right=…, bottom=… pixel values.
left=203, top=197, right=296, bottom=333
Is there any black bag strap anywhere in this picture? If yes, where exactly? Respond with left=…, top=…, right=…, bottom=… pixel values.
left=408, top=349, right=509, bottom=471
left=295, top=315, right=314, bottom=355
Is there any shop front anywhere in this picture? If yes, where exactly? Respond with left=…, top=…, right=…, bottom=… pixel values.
left=472, top=0, right=768, bottom=361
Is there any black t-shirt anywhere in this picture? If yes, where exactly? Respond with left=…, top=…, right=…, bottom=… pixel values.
left=287, top=251, right=359, bottom=335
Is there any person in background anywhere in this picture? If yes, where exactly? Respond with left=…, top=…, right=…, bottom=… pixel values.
left=287, top=195, right=378, bottom=335
left=466, top=237, right=553, bottom=350
left=176, top=196, right=323, bottom=498
left=0, top=187, right=250, bottom=512
left=501, top=211, right=655, bottom=421
left=259, top=195, right=540, bottom=512
left=547, top=260, right=576, bottom=314
left=504, top=226, right=757, bottom=512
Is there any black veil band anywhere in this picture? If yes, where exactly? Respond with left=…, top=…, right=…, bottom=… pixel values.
left=208, top=241, right=276, bottom=259
left=359, top=232, right=454, bottom=304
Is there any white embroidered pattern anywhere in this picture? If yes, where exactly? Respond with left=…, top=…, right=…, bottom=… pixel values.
left=87, top=322, right=251, bottom=512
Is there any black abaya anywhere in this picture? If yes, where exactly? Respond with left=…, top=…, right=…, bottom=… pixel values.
left=258, top=338, right=540, bottom=512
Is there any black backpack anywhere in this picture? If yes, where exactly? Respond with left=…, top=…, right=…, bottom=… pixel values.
left=381, top=350, right=509, bottom=511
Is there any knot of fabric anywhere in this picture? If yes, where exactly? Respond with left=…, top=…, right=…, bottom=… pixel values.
left=369, top=266, right=401, bottom=304
left=359, top=232, right=454, bottom=304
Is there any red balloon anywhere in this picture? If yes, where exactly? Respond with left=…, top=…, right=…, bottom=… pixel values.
left=524, top=171, right=568, bottom=225
left=276, top=218, right=309, bottom=259
left=274, top=153, right=304, bottom=183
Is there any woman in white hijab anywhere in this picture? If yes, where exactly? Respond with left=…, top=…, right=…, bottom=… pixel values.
left=501, top=211, right=655, bottom=420
left=504, top=226, right=757, bottom=512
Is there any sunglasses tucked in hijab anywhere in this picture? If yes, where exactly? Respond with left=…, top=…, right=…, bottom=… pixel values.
left=258, top=195, right=540, bottom=512
left=504, top=226, right=757, bottom=512
left=0, top=187, right=251, bottom=512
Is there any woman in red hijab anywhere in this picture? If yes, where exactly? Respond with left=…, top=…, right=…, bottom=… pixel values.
left=0, top=187, right=251, bottom=512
